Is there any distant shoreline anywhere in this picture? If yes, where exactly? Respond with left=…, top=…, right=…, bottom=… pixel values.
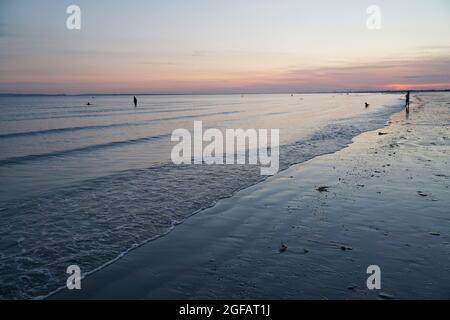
left=1, top=89, right=449, bottom=97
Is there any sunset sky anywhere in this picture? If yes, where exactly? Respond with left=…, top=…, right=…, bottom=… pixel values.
left=1, top=0, right=450, bottom=94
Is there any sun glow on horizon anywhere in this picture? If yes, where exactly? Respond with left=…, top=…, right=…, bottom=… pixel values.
left=384, top=83, right=450, bottom=91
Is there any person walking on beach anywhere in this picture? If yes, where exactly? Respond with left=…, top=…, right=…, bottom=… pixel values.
left=133, top=96, right=138, bottom=108
left=405, top=91, right=410, bottom=113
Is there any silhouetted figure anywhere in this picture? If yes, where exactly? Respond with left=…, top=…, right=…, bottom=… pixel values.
left=405, top=91, right=410, bottom=113
left=133, top=96, right=138, bottom=108
left=365, top=102, right=370, bottom=108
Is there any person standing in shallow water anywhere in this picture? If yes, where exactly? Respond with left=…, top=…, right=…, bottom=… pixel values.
left=133, top=96, right=138, bottom=108
left=405, top=91, right=410, bottom=113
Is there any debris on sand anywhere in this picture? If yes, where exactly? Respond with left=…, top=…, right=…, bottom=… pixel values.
left=340, top=245, right=353, bottom=251
left=429, top=232, right=441, bottom=236
left=417, top=191, right=428, bottom=197
left=378, top=292, right=395, bottom=300
left=347, top=285, right=357, bottom=291
left=279, top=243, right=288, bottom=253
left=317, top=186, right=330, bottom=193
left=302, top=249, right=309, bottom=254
left=378, top=132, right=389, bottom=136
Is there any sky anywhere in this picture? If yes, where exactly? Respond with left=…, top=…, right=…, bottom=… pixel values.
left=0, top=0, right=450, bottom=94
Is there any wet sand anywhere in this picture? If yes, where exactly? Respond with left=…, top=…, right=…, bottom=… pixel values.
left=53, top=93, right=450, bottom=300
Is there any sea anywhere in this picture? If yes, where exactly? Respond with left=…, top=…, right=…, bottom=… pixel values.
left=0, top=93, right=404, bottom=299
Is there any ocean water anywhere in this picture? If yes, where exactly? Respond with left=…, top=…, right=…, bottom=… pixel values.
left=0, top=93, right=404, bottom=299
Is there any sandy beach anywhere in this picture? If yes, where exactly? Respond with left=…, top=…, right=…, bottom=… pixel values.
left=52, top=93, right=450, bottom=300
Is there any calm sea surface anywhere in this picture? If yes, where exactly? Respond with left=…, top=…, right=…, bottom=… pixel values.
left=0, top=93, right=403, bottom=299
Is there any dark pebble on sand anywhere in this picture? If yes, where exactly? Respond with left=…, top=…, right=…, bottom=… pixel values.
left=317, top=186, right=330, bottom=192
left=378, top=292, right=395, bottom=300
left=417, top=191, right=428, bottom=197
left=429, top=232, right=441, bottom=236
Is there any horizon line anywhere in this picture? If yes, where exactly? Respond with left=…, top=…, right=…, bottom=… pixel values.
left=1, top=89, right=449, bottom=97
